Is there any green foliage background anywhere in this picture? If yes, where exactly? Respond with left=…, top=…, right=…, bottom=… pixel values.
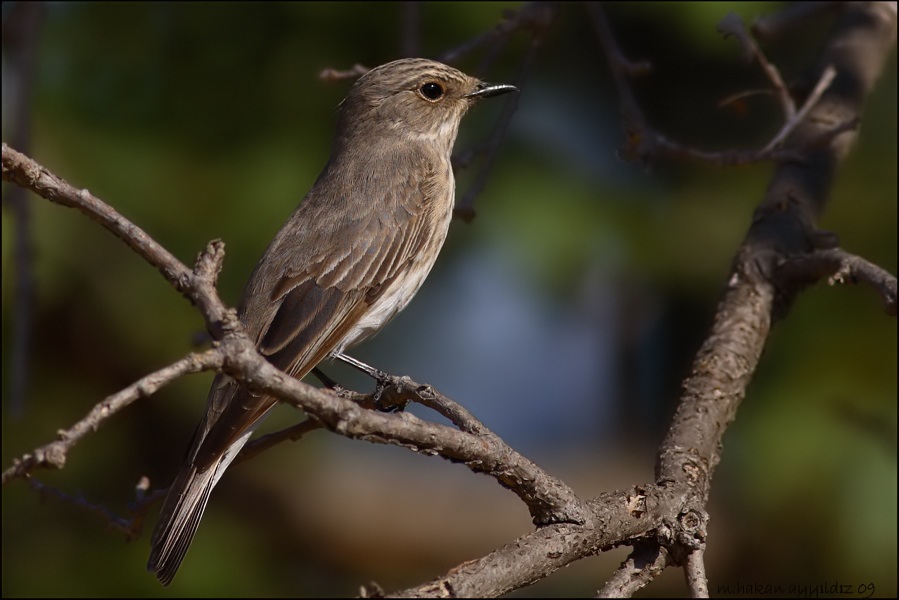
left=2, top=2, right=895, bottom=597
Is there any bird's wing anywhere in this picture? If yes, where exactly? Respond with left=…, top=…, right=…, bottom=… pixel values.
left=191, top=159, right=445, bottom=472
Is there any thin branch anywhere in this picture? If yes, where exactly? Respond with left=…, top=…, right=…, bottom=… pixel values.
left=1, top=350, right=223, bottom=485
left=684, top=546, right=709, bottom=598
left=401, top=1, right=421, bottom=58
left=775, top=247, right=898, bottom=316
left=761, top=64, right=837, bottom=153
left=751, top=2, right=842, bottom=43
left=28, top=478, right=143, bottom=539
left=381, top=376, right=491, bottom=435
left=319, top=64, right=370, bottom=82
left=438, top=1, right=555, bottom=65
left=718, top=11, right=796, bottom=119
left=236, top=419, right=323, bottom=465
left=451, top=4, right=556, bottom=221
left=587, top=4, right=848, bottom=167
left=596, top=543, right=670, bottom=598
left=454, top=38, right=531, bottom=221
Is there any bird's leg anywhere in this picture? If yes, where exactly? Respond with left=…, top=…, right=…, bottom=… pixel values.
left=311, top=367, right=340, bottom=389
left=334, top=352, right=408, bottom=412
left=313, top=366, right=377, bottom=407
left=334, top=352, right=387, bottom=380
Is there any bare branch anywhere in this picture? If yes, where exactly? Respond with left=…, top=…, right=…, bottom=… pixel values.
left=588, top=4, right=855, bottom=168
left=319, top=64, right=370, bottom=82
left=596, top=543, right=670, bottom=598
left=776, top=247, right=898, bottom=316
left=401, top=2, right=421, bottom=58
left=1, top=350, right=223, bottom=485
left=751, top=2, right=842, bottom=43
left=718, top=11, right=796, bottom=119
left=438, top=1, right=556, bottom=65
left=684, top=545, right=709, bottom=598
left=383, top=376, right=491, bottom=435
left=454, top=38, right=532, bottom=222
left=236, top=419, right=323, bottom=465
left=28, top=477, right=143, bottom=539
left=392, top=487, right=680, bottom=598
left=761, top=64, right=837, bottom=153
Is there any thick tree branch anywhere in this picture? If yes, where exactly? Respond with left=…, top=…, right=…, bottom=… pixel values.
left=654, top=0, right=896, bottom=591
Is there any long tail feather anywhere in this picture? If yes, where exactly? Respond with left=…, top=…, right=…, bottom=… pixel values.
left=147, top=463, right=217, bottom=586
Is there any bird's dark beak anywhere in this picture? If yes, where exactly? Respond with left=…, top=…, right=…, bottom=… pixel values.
left=463, top=82, right=518, bottom=100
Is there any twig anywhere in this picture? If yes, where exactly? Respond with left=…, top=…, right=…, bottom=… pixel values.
left=718, top=12, right=795, bottom=119
left=762, top=64, right=837, bottom=153
left=596, top=543, right=670, bottom=598
left=454, top=36, right=535, bottom=221
left=1, top=350, right=223, bottom=485
left=776, top=247, right=898, bottom=316
left=684, top=545, right=709, bottom=598
left=28, top=478, right=143, bottom=539
left=751, top=2, right=842, bottom=43
left=383, top=376, right=490, bottom=435
left=588, top=4, right=846, bottom=167
left=401, top=2, right=421, bottom=58
left=319, top=64, right=369, bottom=82
left=236, top=419, right=324, bottom=464
left=438, top=2, right=555, bottom=65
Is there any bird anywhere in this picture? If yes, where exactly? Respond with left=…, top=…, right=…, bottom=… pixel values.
left=147, top=57, right=517, bottom=585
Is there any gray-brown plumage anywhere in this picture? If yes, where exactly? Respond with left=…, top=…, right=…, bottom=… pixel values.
left=147, top=58, right=516, bottom=585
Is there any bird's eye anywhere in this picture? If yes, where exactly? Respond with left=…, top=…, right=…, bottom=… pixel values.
left=419, top=82, right=445, bottom=101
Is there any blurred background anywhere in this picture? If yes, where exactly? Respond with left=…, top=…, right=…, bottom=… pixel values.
left=2, top=2, right=895, bottom=597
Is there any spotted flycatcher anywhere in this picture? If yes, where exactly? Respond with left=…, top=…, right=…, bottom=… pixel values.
left=147, top=58, right=516, bottom=585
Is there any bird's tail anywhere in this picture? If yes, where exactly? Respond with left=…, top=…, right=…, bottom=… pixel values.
left=147, top=462, right=218, bottom=586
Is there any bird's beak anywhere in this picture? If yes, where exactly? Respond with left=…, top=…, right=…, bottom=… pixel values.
left=463, top=82, right=518, bottom=100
